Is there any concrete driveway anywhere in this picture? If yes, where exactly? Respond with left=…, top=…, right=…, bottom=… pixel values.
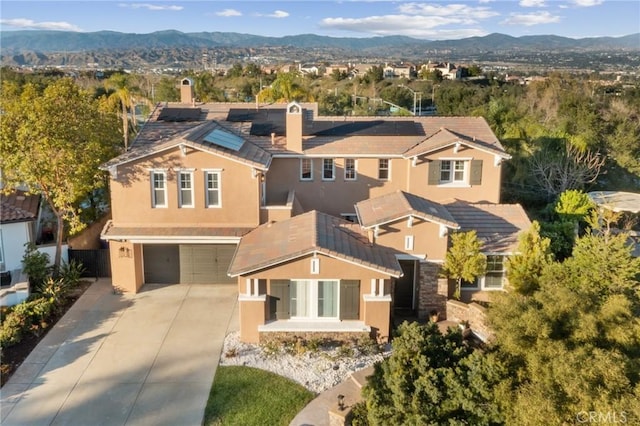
left=1, top=279, right=239, bottom=426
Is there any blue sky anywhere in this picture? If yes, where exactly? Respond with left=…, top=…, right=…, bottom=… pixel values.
left=0, top=1, right=638, bottom=40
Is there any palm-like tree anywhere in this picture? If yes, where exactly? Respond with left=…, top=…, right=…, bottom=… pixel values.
left=104, top=74, right=137, bottom=151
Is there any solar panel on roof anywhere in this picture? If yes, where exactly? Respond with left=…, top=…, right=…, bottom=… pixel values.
left=157, top=108, right=201, bottom=122
left=203, top=129, right=245, bottom=151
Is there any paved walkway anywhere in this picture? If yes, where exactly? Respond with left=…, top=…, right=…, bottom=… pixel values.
left=1, top=279, right=239, bottom=426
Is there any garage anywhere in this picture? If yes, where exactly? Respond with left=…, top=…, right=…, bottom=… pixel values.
left=143, top=244, right=236, bottom=284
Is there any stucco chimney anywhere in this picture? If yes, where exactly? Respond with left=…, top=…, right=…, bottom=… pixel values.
left=180, top=77, right=195, bottom=105
left=286, top=102, right=303, bottom=153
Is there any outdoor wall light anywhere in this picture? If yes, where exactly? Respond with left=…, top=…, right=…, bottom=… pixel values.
left=119, top=246, right=132, bottom=258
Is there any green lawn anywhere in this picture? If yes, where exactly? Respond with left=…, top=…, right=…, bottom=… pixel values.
left=204, top=366, right=315, bottom=426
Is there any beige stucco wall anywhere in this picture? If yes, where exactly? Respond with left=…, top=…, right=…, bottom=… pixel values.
left=373, top=218, right=449, bottom=260
left=109, top=241, right=143, bottom=293
left=363, top=298, right=392, bottom=342
left=265, top=157, right=407, bottom=216
left=237, top=253, right=394, bottom=342
left=109, top=146, right=261, bottom=227
left=408, top=145, right=502, bottom=203
left=239, top=299, right=267, bottom=343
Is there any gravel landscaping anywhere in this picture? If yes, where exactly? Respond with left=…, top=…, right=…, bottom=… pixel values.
left=219, top=331, right=390, bottom=394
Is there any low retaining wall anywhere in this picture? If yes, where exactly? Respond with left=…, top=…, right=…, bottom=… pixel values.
left=259, top=331, right=371, bottom=346
left=446, top=300, right=494, bottom=342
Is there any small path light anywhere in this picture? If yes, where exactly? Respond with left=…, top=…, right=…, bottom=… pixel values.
left=337, top=394, right=345, bottom=411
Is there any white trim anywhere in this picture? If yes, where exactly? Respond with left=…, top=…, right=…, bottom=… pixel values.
left=202, top=168, right=224, bottom=172
left=289, top=278, right=340, bottom=320
left=404, top=235, right=414, bottom=251
left=104, top=141, right=269, bottom=171
left=403, top=141, right=511, bottom=160
left=360, top=213, right=459, bottom=231
left=151, top=170, right=168, bottom=208
left=438, top=158, right=469, bottom=185
left=311, top=257, right=320, bottom=274
left=102, top=236, right=241, bottom=244
left=322, top=158, right=336, bottom=181
left=258, top=320, right=370, bottom=333
left=378, top=158, right=391, bottom=181
left=344, top=158, right=357, bottom=181
left=395, top=253, right=426, bottom=260
left=228, top=249, right=401, bottom=278
left=205, top=170, right=222, bottom=208
left=300, top=158, right=313, bottom=181
left=272, top=153, right=404, bottom=159
left=178, top=170, right=195, bottom=208
left=238, top=294, right=267, bottom=302
left=363, top=294, right=392, bottom=302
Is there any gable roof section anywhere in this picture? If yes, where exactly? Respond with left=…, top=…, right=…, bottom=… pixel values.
left=355, top=191, right=459, bottom=229
left=1, top=190, right=40, bottom=224
left=100, top=118, right=271, bottom=171
left=228, top=210, right=402, bottom=277
left=403, top=125, right=510, bottom=159
left=444, top=202, right=532, bottom=253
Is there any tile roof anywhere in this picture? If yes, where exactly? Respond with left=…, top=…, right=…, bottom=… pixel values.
left=1, top=190, right=40, bottom=224
left=101, top=221, right=252, bottom=240
left=403, top=126, right=510, bottom=158
left=101, top=103, right=507, bottom=169
left=355, top=191, right=459, bottom=229
left=587, top=191, right=640, bottom=214
left=228, top=210, right=402, bottom=277
left=444, top=202, right=532, bottom=253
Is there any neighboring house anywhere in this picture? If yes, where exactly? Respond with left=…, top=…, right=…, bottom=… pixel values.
left=0, top=190, right=40, bottom=274
left=421, top=62, right=463, bottom=80
left=299, top=63, right=321, bottom=76
left=383, top=63, right=415, bottom=79
left=100, top=77, right=531, bottom=343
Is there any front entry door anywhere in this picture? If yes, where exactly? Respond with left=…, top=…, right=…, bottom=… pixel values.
left=394, top=260, right=416, bottom=313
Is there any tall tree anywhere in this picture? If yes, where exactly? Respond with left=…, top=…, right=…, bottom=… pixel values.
left=441, top=231, right=487, bottom=299
left=104, top=73, right=137, bottom=151
left=489, top=231, right=640, bottom=425
left=0, top=78, right=120, bottom=268
left=362, top=322, right=506, bottom=425
left=505, top=221, right=553, bottom=295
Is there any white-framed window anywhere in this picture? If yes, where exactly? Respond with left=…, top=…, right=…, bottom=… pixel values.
left=290, top=279, right=339, bottom=319
left=205, top=171, right=221, bottom=208
left=404, top=235, right=414, bottom=251
left=151, top=170, right=167, bottom=208
left=440, top=160, right=466, bottom=184
left=344, top=158, right=357, bottom=180
left=378, top=159, right=390, bottom=181
left=461, top=255, right=506, bottom=290
left=322, top=159, right=335, bottom=181
left=178, top=171, right=194, bottom=208
left=300, top=158, right=313, bottom=181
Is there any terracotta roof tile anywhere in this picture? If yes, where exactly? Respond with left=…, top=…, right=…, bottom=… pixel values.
left=355, top=191, right=459, bottom=228
left=444, top=202, right=532, bottom=253
left=228, top=210, right=402, bottom=277
left=1, top=190, right=40, bottom=224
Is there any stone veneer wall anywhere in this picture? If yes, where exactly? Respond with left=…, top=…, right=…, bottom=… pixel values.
left=259, top=331, right=371, bottom=345
left=417, top=261, right=450, bottom=321
left=446, top=300, right=495, bottom=342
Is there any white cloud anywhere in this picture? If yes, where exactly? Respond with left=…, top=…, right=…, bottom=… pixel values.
left=216, top=9, right=242, bottom=17
left=321, top=15, right=489, bottom=38
left=0, top=18, right=82, bottom=31
left=320, top=3, right=499, bottom=39
left=502, top=11, right=561, bottom=26
left=569, top=0, right=603, bottom=6
left=397, top=3, right=499, bottom=20
left=118, top=3, right=183, bottom=11
left=519, top=0, right=546, bottom=7
left=267, top=10, right=289, bottom=18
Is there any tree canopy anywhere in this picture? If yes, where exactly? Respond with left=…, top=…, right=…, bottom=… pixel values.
left=441, top=230, right=487, bottom=299
left=0, top=78, right=121, bottom=267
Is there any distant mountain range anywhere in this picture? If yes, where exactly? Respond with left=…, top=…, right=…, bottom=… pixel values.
left=1, top=30, right=638, bottom=53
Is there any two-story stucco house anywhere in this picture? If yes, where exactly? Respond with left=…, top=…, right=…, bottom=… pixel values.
left=100, top=78, right=530, bottom=343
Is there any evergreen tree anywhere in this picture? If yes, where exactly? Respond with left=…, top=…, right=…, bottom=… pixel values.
left=441, top=231, right=487, bottom=299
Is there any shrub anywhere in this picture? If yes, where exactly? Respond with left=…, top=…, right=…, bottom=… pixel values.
left=58, top=259, right=85, bottom=287
left=351, top=401, right=369, bottom=426
left=21, top=243, right=50, bottom=292
left=0, top=297, right=56, bottom=348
